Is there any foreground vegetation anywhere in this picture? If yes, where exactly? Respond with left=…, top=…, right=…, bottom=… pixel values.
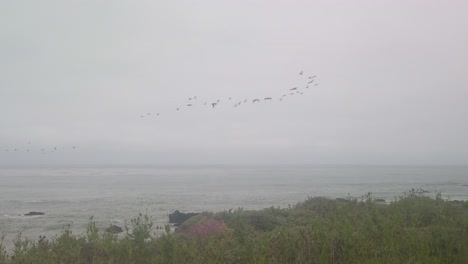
left=1, top=191, right=467, bottom=263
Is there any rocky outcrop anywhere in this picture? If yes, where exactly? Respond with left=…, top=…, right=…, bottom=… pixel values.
left=24, top=211, right=45, bottom=216
left=169, top=210, right=199, bottom=226
left=106, top=225, right=124, bottom=234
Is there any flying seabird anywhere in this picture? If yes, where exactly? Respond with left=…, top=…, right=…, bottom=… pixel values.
left=253, top=99, right=260, bottom=103
left=187, top=104, right=192, bottom=106
left=290, top=87, right=298, bottom=91
left=211, top=103, right=217, bottom=108
left=300, top=70, right=303, bottom=75
left=264, top=97, right=272, bottom=100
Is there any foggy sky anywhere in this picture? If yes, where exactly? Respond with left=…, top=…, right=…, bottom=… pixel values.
left=1, top=1, right=468, bottom=166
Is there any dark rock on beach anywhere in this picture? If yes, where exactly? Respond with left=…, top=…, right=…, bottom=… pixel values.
left=24, top=211, right=45, bottom=216
left=169, top=210, right=199, bottom=226
left=106, top=225, right=124, bottom=234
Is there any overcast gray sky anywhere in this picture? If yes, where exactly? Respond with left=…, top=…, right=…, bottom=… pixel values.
left=1, top=1, right=467, bottom=166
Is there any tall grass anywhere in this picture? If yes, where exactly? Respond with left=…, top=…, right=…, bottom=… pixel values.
left=1, top=192, right=467, bottom=263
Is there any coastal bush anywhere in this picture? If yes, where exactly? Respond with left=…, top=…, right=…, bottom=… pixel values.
left=1, top=192, right=467, bottom=263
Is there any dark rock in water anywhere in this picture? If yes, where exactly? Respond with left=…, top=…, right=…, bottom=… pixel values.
left=106, top=225, right=124, bottom=234
left=24, top=211, right=45, bottom=216
left=375, top=199, right=386, bottom=203
left=169, top=210, right=199, bottom=226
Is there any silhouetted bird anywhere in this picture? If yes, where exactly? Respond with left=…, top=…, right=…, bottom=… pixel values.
left=290, top=87, right=298, bottom=91
left=211, top=103, right=217, bottom=108
left=253, top=99, right=260, bottom=103
left=300, top=70, right=303, bottom=75
left=264, top=97, right=272, bottom=100
left=187, top=104, right=192, bottom=106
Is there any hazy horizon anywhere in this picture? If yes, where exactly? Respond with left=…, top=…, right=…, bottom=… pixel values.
left=2, top=1, right=468, bottom=167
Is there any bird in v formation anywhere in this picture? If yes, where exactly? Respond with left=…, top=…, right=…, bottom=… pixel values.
left=139, top=70, right=319, bottom=118
left=3, top=71, right=319, bottom=155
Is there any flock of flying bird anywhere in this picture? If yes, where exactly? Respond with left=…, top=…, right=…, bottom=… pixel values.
left=139, top=70, right=319, bottom=119
left=3, top=142, right=78, bottom=154
left=3, top=71, right=319, bottom=154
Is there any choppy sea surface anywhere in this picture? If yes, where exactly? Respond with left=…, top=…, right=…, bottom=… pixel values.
left=1, top=165, right=467, bottom=249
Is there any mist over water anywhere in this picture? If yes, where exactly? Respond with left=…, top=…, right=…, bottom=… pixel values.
left=1, top=165, right=467, bottom=249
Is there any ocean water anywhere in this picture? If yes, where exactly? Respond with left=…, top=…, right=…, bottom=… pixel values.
left=1, top=165, right=467, bottom=249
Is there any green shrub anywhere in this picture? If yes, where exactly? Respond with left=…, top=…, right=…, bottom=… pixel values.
left=2, top=192, right=467, bottom=263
